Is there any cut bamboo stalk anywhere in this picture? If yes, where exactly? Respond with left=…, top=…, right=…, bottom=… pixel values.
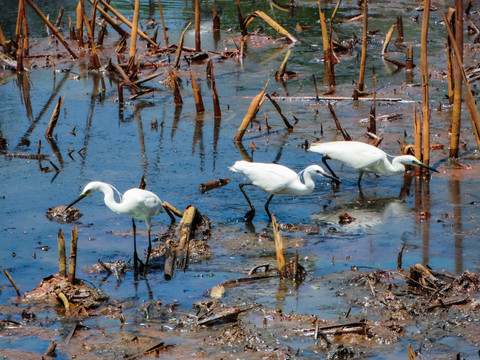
left=381, top=23, right=395, bottom=56
left=158, top=0, right=169, bottom=48
left=67, top=225, right=78, bottom=284
left=190, top=70, right=205, bottom=113
left=175, top=205, right=198, bottom=270
left=244, top=11, right=299, bottom=44
left=96, top=0, right=157, bottom=47
left=450, top=1, right=463, bottom=158
left=421, top=0, right=430, bottom=168
left=358, top=0, right=368, bottom=92
left=195, top=0, right=201, bottom=52
left=173, top=22, right=191, bottom=69
left=170, top=69, right=183, bottom=105
left=212, top=0, right=220, bottom=31
left=233, top=83, right=268, bottom=142
left=45, top=96, right=64, bottom=138
left=396, top=15, right=403, bottom=43
left=442, top=12, right=480, bottom=148
left=272, top=215, right=286, bottom=278
left=3, top=267, right=21, bottom=297
left=58, top=228, right=66, bottom=277
left=127, top=0, right=140, bottom=75
left=25, top=0, right=78, bottom=58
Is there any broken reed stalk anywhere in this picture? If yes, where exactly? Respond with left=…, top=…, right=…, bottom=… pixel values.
left=275, top=47, right=291, bottom=80
left=405, top=45, right=413, bottom=71
left=164, top=241, right=174, bottom=280
left=86, top=0, right=128, bottom=38
left=173, top=22, right=191, bottom=69
left=450, top=1, right=464, bottom=158
left=442, top=12, right=480, bottom=148
left=358, top=0, right=368, bottom=92
left=318, top=0, right=329, bottom=82
left=76, top=0, right=84, bottom=45
left=446, top=9, right=455, bottom=105
left=58, top=228, right=67, bottom=277
left=54, top=7, right=64, bottom=28
left=3, top=267, right=21, bottom=297
left=265, top=94, right=293, bottom=130
left=244, top=11, right=299, bottom=44
left=414, top=104, right=422, bottom=175
left=127, top=0, right=141, bottom=74
left=21, top=0, right=29, bottom=56
left=208, top=60, right=221, bottom=117
left=272, top=215, right=286, bottom=278
left=233, top=83, right=268, bottom=142
left=0, top=25, right=7, bottom=52
left=67, top=225, right=78, bottom=284
left=420, top=0, right=430, bottom=168
left=58, top=292, right=70, bottom=313
left=212, top=0, right=220, bottom=31
left=190, top=70, right=205, bottom=113
left=157, top=0, right=169, bottom=48
left=170, top=69, right=183, bottom=105
left=396, top=15, right=403, bottom=43
left=81, top=4, right=100, bottom=68
left=45, top=96, right=64, bottom=138
left=25, top=0, right=78, bottom=58
left=194, top=0, right=201, bottom=51
left=328, top=102, right=351, bottom=140
left=95, top=0, right=157, bottom=47
left=312, top=74, right=319, bottom=100
left=162, top=201, right=183, bottom=218
left=175, top=205, right=198, bottom=270
left=381, top=23, right=395, bottom=56
left=15, top=0, right=24, bottom=45
left=235, top=0, right=246, bottom=36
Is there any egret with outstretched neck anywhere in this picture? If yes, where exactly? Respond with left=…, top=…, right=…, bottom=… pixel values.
left=66, top=181, right=163, bottom=274
left=308, top=141, right=438, bottom=185
left=229, top=160, right=337, bottom=221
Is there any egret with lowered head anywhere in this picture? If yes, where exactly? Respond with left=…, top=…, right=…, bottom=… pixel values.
left=229, top=160, right=337, bottom=221
left=66, top=181, right=163, bottom=274
left=308, top=141, right=438, bottom=185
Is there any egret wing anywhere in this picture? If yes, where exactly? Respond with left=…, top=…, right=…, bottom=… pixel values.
left=232, top=161, right=297, bottom=193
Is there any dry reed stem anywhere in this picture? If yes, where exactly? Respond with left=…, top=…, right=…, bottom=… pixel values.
left=442, top=12, right=480, bottom=148
left=25, top=0, right=78, bottom=58
left=58, top=228, right=66, bottom=277
left=54, top=7, right=64, bottom=28
left=405, top=45, right=413, bottom=71
left=127, top=0, right=140, bottom=74
left=67, top=225, right=78, bottom=284
left=328, top=103, right=351, bottom=140
left=446, top=9, right=455, bottom=105
left=450, top=2, right=463, bottom=158
left=174, top=22, right=191, bottom=68
left=195, top=0, right=201, bottom=52
left=312, top=74, right=319, bottom=100
left=275, top=47, right=291, bottom=79
left=170, top=69, right=183, bottom=105
left=381, top=23, right=395, bottom=55
left=21, top=0, right=29, bottom=56
left=176, top=205, right=198, bottom=270
left=396, top=15, right=404, bottom=43
left=0, top=25, right=7, bottom=51
left=421, top=0, right=430, bottom=167
left=45, top=96, right=64, bottom=138
left=190, top=70, right=205, bottom=113
left=233, top=83, right=268, bottom=142
left=357, top=0, right=368, bottom=92
left=58, top=292, right=70, bottom=313
left=76, top=0, right=84, bottom=45
left=212, top=0, right=220, bottom=31
left=236, top=0, right=246, bottom=36
left=162, top=201, right=183, bottom=218
left=265, top=94, right=293, bottom=130
left=86, top=0, right=127, bottom=38
left=96, top=0, right=157, bottom=47
left=81, top=2, right=100, bottom=68
left=3, top=268, right=21, bottom=297
left=244, top=11, right=299, bottom=43
left=15, top=0, right=24, bottom=45
left=208, top=60, right=222, bottom=117
left=407, top=344, right=417, bottom=360
left=414, top=104, right=422, bottom=168
left=318, top=0, right=329, bottom=59
left=157, top=0, right=169, bottom=48
left=272, top=215, right=286, bottom=278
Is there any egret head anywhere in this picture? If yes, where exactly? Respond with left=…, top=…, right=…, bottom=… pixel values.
left=303, top=165, right=340, bottom=182
left=65, top=181, right=103, bottom=210
left=400, top=155, right=438, bottom=173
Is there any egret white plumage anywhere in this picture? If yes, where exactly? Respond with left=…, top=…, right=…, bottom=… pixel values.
left=66, top=181, right=163, bottom=273
left=229, top=160, right=337, bottom=221
left=308, top=141, right=438, bottom=185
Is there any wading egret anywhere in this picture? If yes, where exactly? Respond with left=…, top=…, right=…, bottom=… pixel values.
left=229, top=160, right=337, bottom=221
left=66, top=181, right=163, bottom=273
left=308, top=141, right=438, bottom=185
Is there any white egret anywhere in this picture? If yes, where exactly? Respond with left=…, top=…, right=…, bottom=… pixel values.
left=308, top=141, right=438, bottom=185
left=229, top=160, right=337, bottom=221
left=66, top=181, right=163, bottom=273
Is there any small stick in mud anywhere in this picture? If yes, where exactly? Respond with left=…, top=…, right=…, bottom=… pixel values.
left=272, top=215, right=286, bottom=278
left=381, top=23, right=395, bottom=56
left=190, top=70, right=205, bottom=113
left=397, top=244, right=406, bottom=270
left=67, top=225, right=78, bottom=284
left=58, top=292, right=70, bottom=313
left=275, top=47, right=291, bottom=80
left=58, top=229, right=67, bottom=277
left=2, top=267, right=21, bottom=297
left=199, top=178, right=230, bottom=194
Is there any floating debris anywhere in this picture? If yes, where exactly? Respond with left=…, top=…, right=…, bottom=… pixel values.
left=45, top=205, right=82, bottom=223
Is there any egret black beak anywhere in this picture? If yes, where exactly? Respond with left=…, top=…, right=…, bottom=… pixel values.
left=418, top=163, right=439, bottom=173
left=318, top=170, right=341, bottom=183
left=65, top=193, right=87, bottom=210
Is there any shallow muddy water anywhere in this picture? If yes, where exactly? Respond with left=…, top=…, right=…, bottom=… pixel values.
left=1, top=0, right=480, bottom=358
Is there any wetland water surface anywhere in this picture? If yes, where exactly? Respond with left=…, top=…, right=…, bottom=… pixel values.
left=0, top=0, right=480, bottom=358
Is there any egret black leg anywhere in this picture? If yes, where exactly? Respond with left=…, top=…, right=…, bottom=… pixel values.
left=357, top=171, right=364, bottom=187
left=143, top=229, right=152, bottom=276
left=322, top=156, right=339, bottom=183
left=239, top=183, right=255, bottom=222
left=264, top=194, right=274, bottom=221
left=132, top=219, right=145, bottom=274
